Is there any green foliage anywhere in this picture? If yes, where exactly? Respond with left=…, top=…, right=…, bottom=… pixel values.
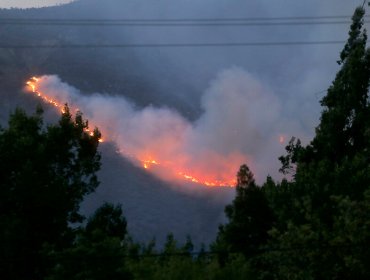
left=85, top=202, right=127, bottom=241
left=46, top=203, right=131, bottom=280
left=213, top=164, right=274, bottom=260
left=0, top=105, right=101, bottom=279
left=258, top=6, right=370, bottom=279
left=126, top=235, right=254, bottom=280
left=278, top=137, right=302, bottom=175
left=317, top=7, right=370, bottom=162
left=259, top=192, right=370, bottom=279
left=294, top=7, right=370, bottom=199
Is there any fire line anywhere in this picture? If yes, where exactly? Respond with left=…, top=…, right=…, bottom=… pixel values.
left=25, top=76, right=236, bottom=187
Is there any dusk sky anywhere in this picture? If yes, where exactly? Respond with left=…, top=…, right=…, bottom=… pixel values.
left=0, top=0, right=73, bottom=8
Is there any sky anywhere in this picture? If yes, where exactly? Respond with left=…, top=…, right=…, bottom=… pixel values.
left=0, top=0, right=73, bottom=8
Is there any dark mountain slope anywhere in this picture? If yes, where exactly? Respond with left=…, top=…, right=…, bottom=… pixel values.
left=0, top=0, right=232, bottom=246
left=83, top=143, right=233, bottom=246
left=0, top=0, right=202, bottom=119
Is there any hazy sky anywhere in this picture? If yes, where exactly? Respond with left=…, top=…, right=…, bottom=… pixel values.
left=0, top=0, right=73, bottom=8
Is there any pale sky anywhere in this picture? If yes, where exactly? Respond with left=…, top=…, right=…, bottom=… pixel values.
left=0, top=0, right=73, bottom=8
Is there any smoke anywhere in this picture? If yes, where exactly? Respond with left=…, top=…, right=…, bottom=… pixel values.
left=32, top=66, right=306, bottom=185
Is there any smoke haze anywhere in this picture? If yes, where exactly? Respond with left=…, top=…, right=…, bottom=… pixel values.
left=31, top=67, right=305, bottom=185
left=1, top=0, right=367, bottom=244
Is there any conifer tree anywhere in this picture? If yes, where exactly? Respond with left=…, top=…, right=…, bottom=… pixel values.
left=262, top=7, right=370, bottom=279
left=214, top=165, right=274, bottom=258
left=0, top=106, right=101, bottom=280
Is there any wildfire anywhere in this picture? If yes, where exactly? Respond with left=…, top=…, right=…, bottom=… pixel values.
left=142, top=159, right=159, bottom=169
left=26, top=77, right=104, bottom=142
left=25, top=76, right=236, bottom=187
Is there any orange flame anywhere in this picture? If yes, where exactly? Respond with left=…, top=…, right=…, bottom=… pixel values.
left=25, top=76, right=236, bottom=187
left=26, top=77, right=103, bottom=141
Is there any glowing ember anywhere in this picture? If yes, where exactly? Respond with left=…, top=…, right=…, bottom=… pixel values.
left=26, top=77, right=103, bottom=141
left=141, top=159, right=159, bottom=169
left=25, top=76, right=237, bottom=187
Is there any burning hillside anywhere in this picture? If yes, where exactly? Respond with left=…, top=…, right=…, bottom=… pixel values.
left=25, top=69, right=290, bottom=187
left=26, top=76, right=242, bottom=186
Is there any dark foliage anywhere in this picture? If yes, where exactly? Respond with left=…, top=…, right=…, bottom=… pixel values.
left=0, top=105, right=101, bottom=280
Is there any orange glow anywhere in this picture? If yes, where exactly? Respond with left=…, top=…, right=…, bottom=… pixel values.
left=279, top=135, right=285, bottom=144
left=26, top=77, right=104, bottom=144
left=25, top=76, right=238, bottom=187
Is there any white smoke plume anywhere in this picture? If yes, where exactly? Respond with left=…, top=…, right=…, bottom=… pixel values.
left=30, top=67, right=306, bottom=185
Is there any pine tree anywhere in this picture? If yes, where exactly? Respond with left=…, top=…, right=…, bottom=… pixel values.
left=0, top=106, right=101, bottom=280
left=214, top=165, right=274, bottom=258
left=261, top=7, right=370, bottom=279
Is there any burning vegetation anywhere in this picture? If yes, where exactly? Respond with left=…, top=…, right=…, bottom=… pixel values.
left=26, top=76, right=237, bottom=187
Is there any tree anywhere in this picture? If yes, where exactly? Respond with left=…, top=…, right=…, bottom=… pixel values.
left=281, top=7, right=370, bottom=200
left=214, top=164, right=274, bottom=258
left=46, top=203, right=131, bottom=280
left=85, top=202, right=127, bottom=241
left=260, top=7, right=370, bottom=279
left=0, top=105, right=101, bottom=280
left=275, top=7, right=370, bottom=232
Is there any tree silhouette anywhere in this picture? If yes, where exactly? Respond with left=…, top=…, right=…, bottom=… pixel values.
left=214, top=164, right=274, bottom=258
left=0, top=105, right=101, bottom=280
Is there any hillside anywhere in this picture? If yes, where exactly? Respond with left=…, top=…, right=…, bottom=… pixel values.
left=0, top=0, right=233, bottom=246
left=0, top=0, right=202, bottom=120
